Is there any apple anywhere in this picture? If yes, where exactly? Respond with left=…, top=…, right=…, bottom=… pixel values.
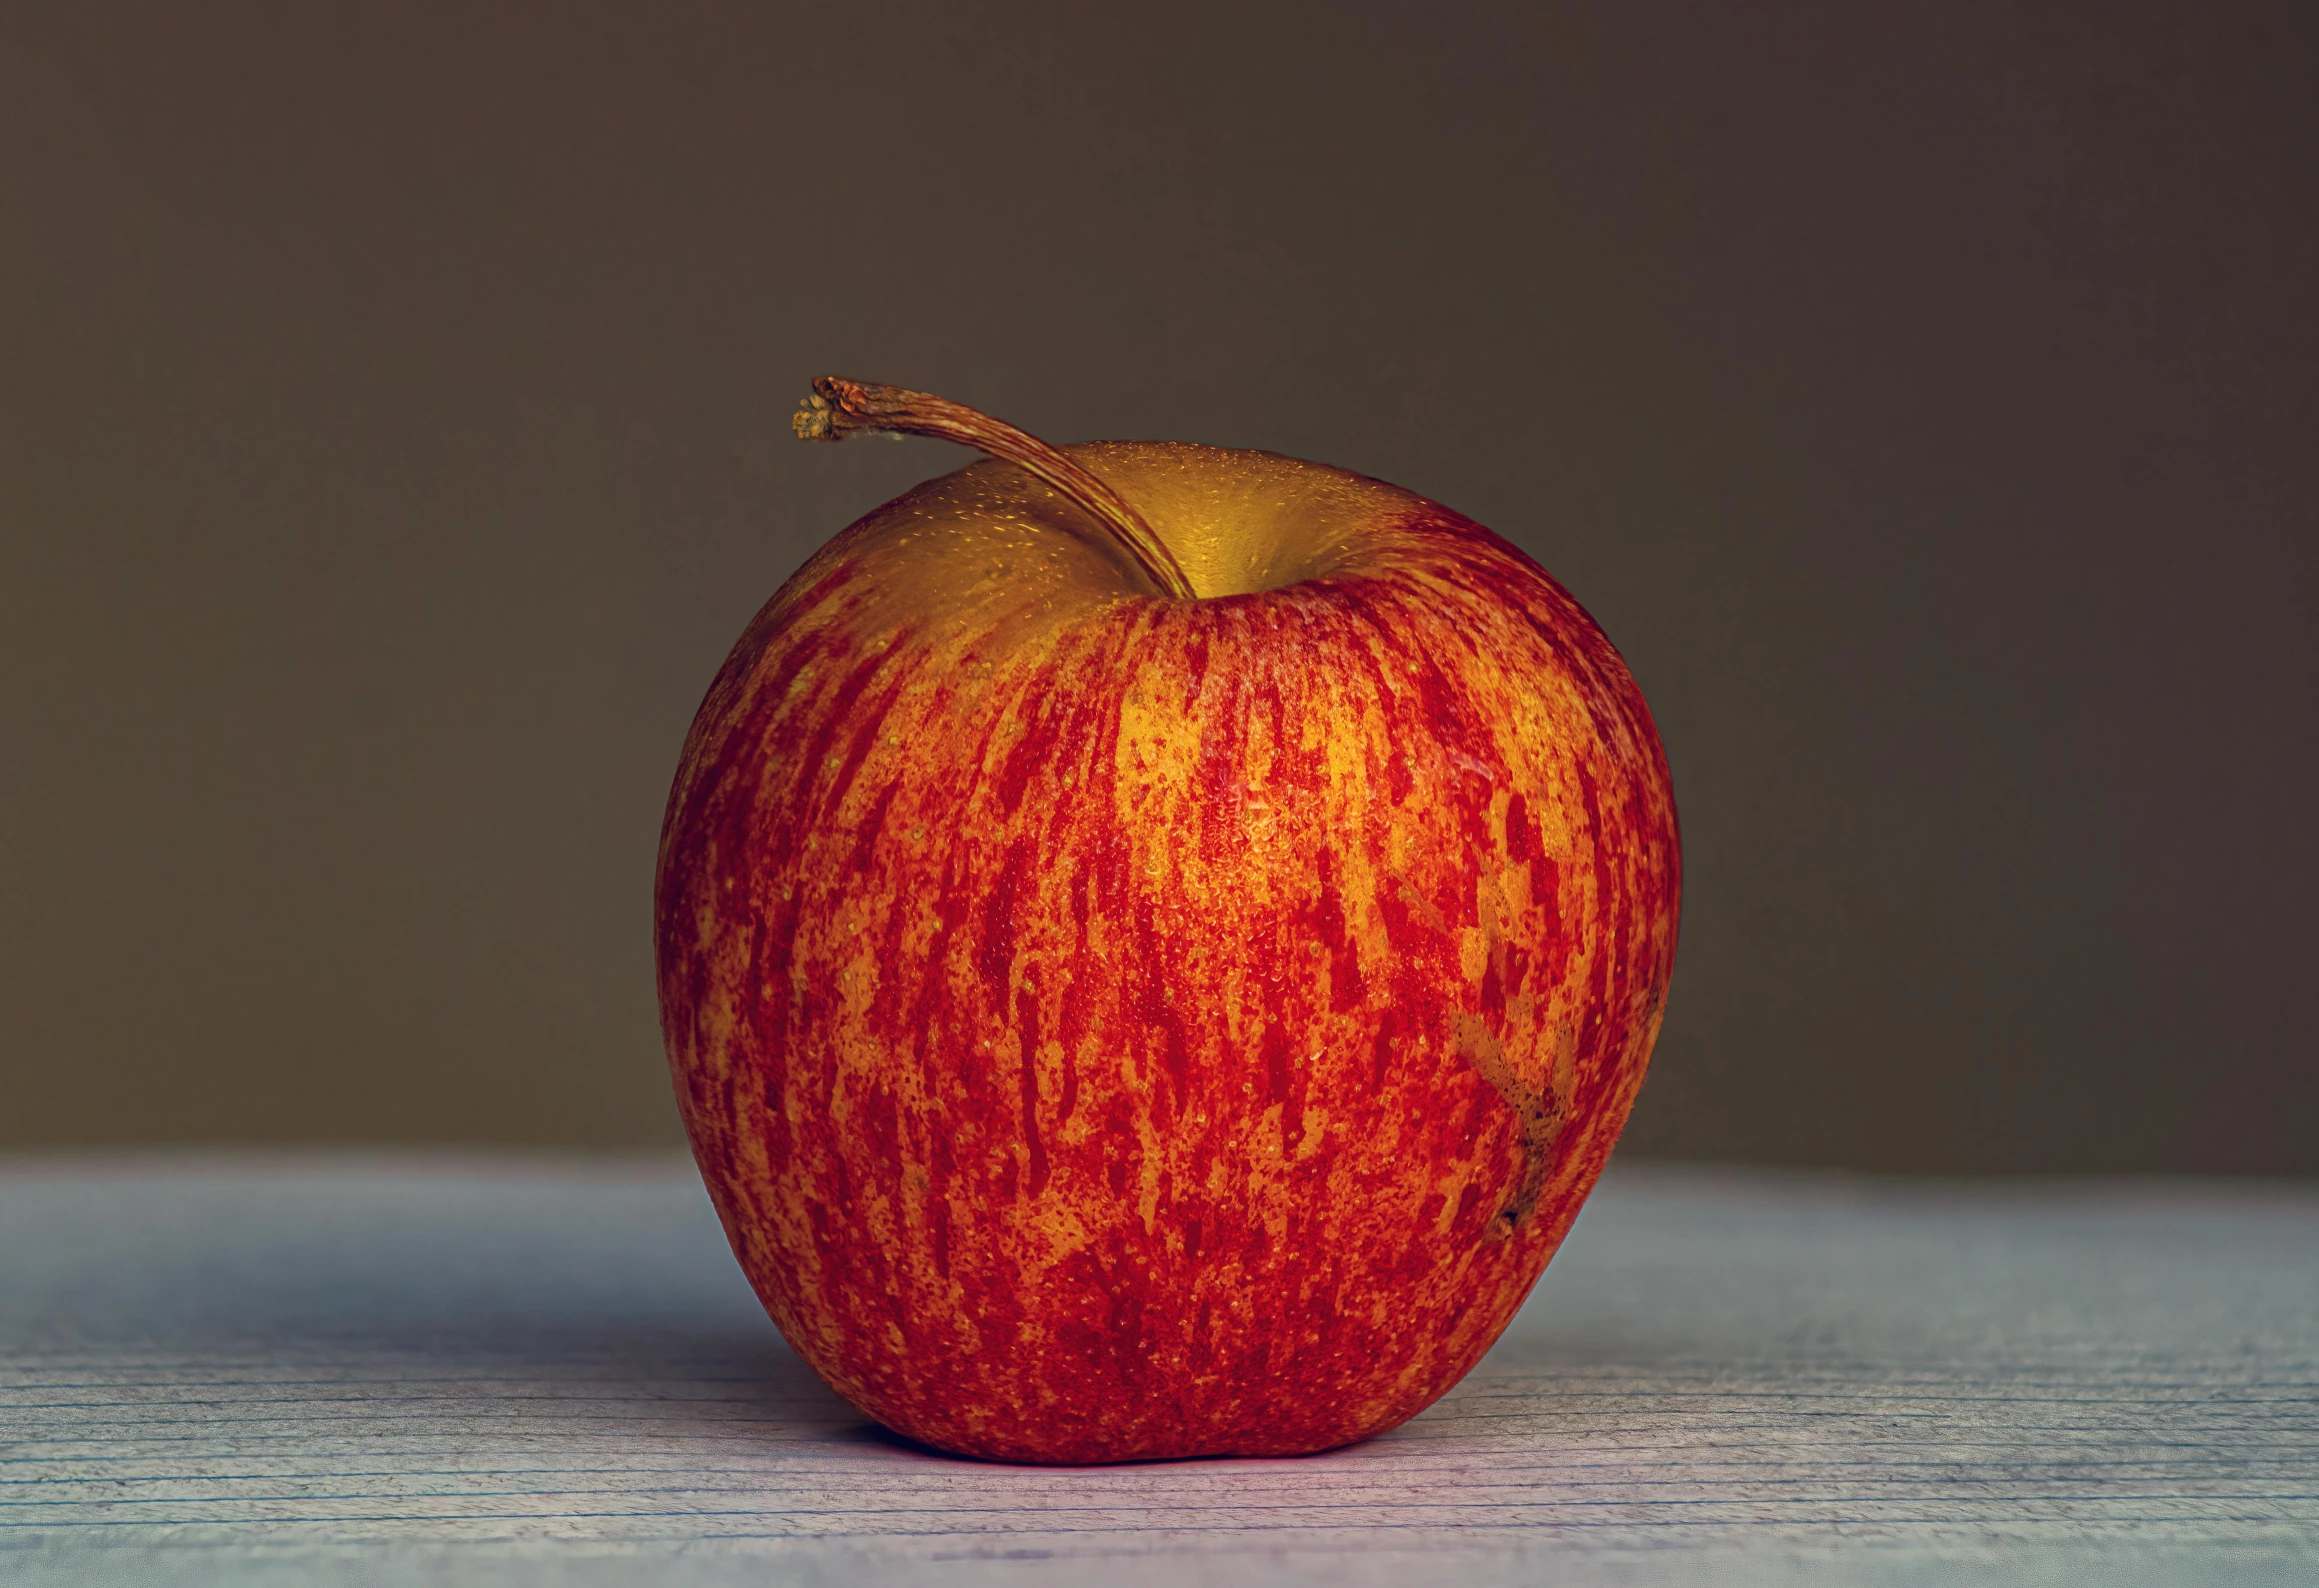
left=655, top=378, right=1679, bottom=1464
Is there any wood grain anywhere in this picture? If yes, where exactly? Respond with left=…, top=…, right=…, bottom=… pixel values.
left=3, top=1157, right=2312, bottom=1584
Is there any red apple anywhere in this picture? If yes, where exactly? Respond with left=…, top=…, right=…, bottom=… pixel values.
left=655, top=379, right=1680, bottom=1464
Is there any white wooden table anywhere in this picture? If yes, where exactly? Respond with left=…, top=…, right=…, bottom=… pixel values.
left=3, top=1155, right=2313, bottom=1585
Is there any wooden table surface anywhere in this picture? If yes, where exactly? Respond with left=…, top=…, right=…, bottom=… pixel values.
left=3, top=1155, right=2314, bottom=1585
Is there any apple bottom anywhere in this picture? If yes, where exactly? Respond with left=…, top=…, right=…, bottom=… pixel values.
left=686, top=1044, right=1620, bottom=1466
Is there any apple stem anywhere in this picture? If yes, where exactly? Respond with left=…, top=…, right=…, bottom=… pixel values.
left=794, top=377, right=1199, bottom=601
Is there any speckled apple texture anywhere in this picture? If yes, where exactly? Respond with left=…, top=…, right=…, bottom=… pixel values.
left=656, top=448, right=1680, bottom=1464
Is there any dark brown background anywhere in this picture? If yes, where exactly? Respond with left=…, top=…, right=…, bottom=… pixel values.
left=4, top=2, right=2312, bottom=1172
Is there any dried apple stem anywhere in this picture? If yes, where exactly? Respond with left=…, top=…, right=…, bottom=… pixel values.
left=794, top=376, right=1197, bottom=601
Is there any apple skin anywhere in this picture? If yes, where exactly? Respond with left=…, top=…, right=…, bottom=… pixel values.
left=655, top=441, right=1679, bottom=1464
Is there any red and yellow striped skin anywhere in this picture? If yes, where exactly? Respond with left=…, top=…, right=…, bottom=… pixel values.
left=655, top=443, right=1679, bottom=1464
